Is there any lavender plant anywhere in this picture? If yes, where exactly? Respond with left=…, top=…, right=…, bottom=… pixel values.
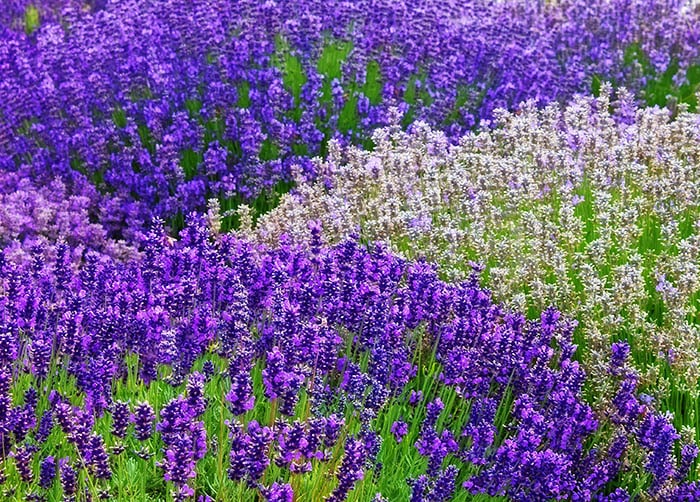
left=0, top=218, right=695, bottom=500
left=2, top=1, right=700, bottom=500
left=253, top=87, right=700, bottom=405
left=0, top=171, right=135, bottom=262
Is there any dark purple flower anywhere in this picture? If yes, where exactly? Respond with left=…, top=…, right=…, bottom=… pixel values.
left=59, top=458, right=77, bottom=498
left=90, top=434, right=112, bottom=480
left=610, top=342, right=631, bottom=375
left=326, top=436, right=366, bottom=502
left=157, top=394, right=207, bottom=496
left=201, top=361, right=215, bottom=380
left=132, top=402, right=156, bottom=441
left=35, top=410, right=53, bottom=444
left=244, top=420, right=273, bottom=484
left=263, top=346, right=305, bottom=415
left=226, top=355, right=255, bottom=416
left=12, top=444, right=36, bottom=483
left=598, top=488, right=631, bottom=502
left=428, top=465, right=459, bottom=502
left=111, top=401, right=130, bottom=439
left=39, top=455, right=56, bottom=489
left=677, top=443, right=699, bottom=482
left=160, top=435, right=198, bottom=487
left=227, top=420, right=248, bottom=482
left=261, top=482, right=294, bottom=502
left=390, top=420, right=409, bottom=443
left=637, top=413, right=680, bottom=493
left=410, top=475, right=430, bottom=502
left=186, top=372, right=208, bottom=417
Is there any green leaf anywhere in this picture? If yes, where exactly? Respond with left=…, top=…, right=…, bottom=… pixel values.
left=24, top=5, right=40, bottom=35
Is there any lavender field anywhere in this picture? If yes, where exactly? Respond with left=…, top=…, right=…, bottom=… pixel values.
left=2, top=1, right=700, bottom=500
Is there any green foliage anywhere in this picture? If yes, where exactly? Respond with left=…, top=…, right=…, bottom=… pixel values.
left=363, top=60, right=383, bottom=105
left=237, top=81, right=251, bottom=108
left=317, top=41, right=353, bottom=81
left=181, top=149, right=203, bottom=180
left=112, top=108, right=128, bottom=128
left=24, top=5, right=40, bottom=35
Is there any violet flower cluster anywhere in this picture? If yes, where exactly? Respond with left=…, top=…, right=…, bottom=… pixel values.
left=253, top=89, right=700, bottom=393
left=1, top=2, right=700, bottom=500
left=0, top=217, right=696, bottom=499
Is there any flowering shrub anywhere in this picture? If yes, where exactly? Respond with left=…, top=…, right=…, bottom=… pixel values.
left=253, top=87, right=700, bottom=395
left=2, top=1, right=700, bottom=500
left=0, top=218, right=694, bottom=500
left=0, top=171, right=135, bottom=262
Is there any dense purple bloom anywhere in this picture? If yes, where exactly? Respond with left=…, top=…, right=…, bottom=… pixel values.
left=132, top=402, right=156, bottom=441
left=0, top=327, right=18, bottom=365
left=12, top=404, right=36, bottom=444
left=227, top=420, right=248, bottom=482
left=186, top=372, right=208, bottom=417
left=39, top=455, right=56, bottom=489
left=414, top=398, right=459, bottom=477
left=90, top=434, right=112, bottom=480
left=671, top=482, right=700, bottom=501
left=2, top=0, right=699, bottom=237
left=244, top=420, right=274, bottom=484
left=409, top=390, right=423, bottom=406
left=0, top=367, right=11, bottom=437
left=275, top=421, right=310, bottom=469
left=461, top=398, right=497, bottom=465
left=261, top=482, right=294, bottom=502
left=428, top=465, right=459, bottom=502
left=262, top=346, right=306, bottom=415
left=597, top=487, right=631, bottom=502
left=610, top=342, right=631, bottom=376
left=201, top=361, right=215, bottom=380
left=677, top=443, right=699, bottom=482
left=23, top=388, right=37, bottom=412
left=34, top=410, right=53, bottom=444
left=423, top=399, right=444, bottom=429
left=359, top=427, right=383, bottom=469
left=161, top=435, right=199, bottom=487
left=326, top=436, right=367, bottom=502
left=59, top=458, right=77, bottom=498
left=157, top=398, right=192, bottom=445
left=226, top=352, right=255, bottom=416
left=53, top=402, right=96, bottom=463
left=324, top=415, right=344, bottom=449
left=156, top=392, right=207, bottom=496
left=12, top=444, right=35, bottom=483
left=409, top=475, right=431, bottom=502
left=0, top=215, right=695, bottom=499
left=390, top=420, right=408, bottom=443
left=637, top=413, right=680, bottom=493
left=110, top=401, right=130, bottom=439
left=227, top=418, right=274, bottom=486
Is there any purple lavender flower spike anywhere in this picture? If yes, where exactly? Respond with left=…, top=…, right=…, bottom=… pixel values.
left=39, top=455, right=56, bottom=489
left=110, top=401, right=130, bottom=439
left=261, top=482, right=294, bottom=502
left=390, top=420, right=409, bottom=443
left=59, top=458, right=77, bottom=499
left=132, top=402, right=156, bottom=441
left=326, top=436, right=366, bottom=502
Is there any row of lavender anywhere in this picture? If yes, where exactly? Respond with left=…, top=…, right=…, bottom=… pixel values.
left=2, top=0, right=700, bottom=501
left=253, top=89, right=700, bottom=393
left=2, top=0, right=700, bottom=240
left=1, top=217, right=698, bottom=500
